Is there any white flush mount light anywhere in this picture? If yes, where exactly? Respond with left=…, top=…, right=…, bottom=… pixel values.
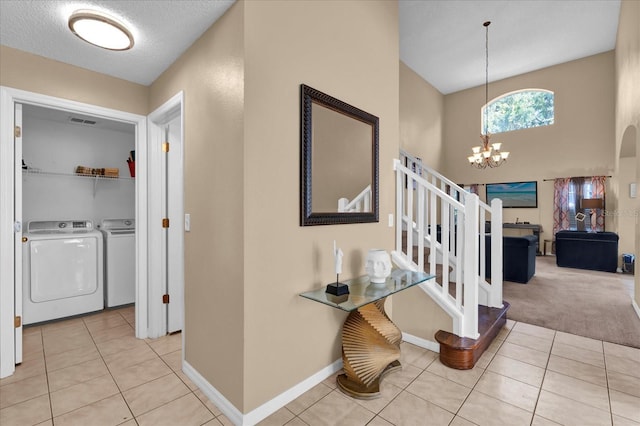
left=68, top=10, right=134, bottom=51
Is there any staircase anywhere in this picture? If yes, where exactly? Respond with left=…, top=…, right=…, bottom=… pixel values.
left=393, top=150, right=508, bottom=369
left=338, top=184, right=372, bottom=212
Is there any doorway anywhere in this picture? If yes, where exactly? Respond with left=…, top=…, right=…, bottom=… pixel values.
left=618, top=125, right=638, bottom=305
left=148, top=92, right=185, bottom=338
left=0, top=87, right=184, bottom=378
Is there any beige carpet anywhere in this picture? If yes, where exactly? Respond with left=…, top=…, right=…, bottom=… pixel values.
left=503, top=256, right=640, bottom=348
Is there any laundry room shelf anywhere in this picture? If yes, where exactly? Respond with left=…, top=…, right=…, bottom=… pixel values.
left=22, top=169, right=134, bottom=196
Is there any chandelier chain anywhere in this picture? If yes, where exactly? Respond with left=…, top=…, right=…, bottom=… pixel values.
left=468, top=20, right=509, bottom=169
left=484, top=21, right=489, bottom=136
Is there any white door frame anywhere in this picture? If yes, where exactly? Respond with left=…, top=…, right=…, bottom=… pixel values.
left=147, top=91, right=185, bottom=338
left=0, top=86, right=149, bottom=378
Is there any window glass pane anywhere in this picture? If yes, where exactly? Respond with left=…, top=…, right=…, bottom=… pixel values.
left=484, top=90, right=554, bottom=134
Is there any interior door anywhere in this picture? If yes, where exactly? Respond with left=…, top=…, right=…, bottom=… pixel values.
left=148, top=94, right=184, bottom=338
left=166, top=116, right=183, bottom=333
left=14, top=103, right=23, bottom=364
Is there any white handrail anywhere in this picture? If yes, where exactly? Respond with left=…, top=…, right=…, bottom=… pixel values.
left=400, top=149, right=492, bottom=210
left=392, top=155, right=503, bottom=339
left=338, top=184, right=371, bottom=212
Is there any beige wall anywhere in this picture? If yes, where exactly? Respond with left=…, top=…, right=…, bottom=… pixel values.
left=394, top=62, right=453, bottom=339
left=399, top=62, right=445, bottom=169
left=0, top=46, right=148, bottom=115
left=443, top=52, right=616, bottom=245
left=618, top=157, right=637, bottom=256
left=149, top=3, right=246, bottom=408
left=151, top=0, right=398, bottom=413
left=614, top=0, right=640, bottom=308
left=242, top=0, right=398, bottom=411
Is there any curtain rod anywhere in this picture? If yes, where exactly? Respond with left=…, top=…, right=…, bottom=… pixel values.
left=543, top=175, right=611, bottom=182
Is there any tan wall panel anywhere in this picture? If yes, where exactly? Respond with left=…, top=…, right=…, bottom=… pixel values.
left=443, top=52, right=615, bottom=244
left=399, top=62, right=445, bottom=170
left=618, top=157, right=637, bottom=256
left=614, top=0, right=640, bottom=308
left=0, top=46, right=148, bottom=114
left=393, top=288, right=454, bottom=338
left=242, top=0, right=398, bottom=411
left=395, top=61, right=452, bottom=340
left=149, top=2, right=246, bottom=409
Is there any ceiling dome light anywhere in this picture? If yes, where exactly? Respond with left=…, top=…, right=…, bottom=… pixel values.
left=68, top=10, right=134, bottom=51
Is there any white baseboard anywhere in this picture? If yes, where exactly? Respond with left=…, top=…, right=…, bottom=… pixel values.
left=182, top=358, right=343, bottom=426
left=632, top=299, right=640, bottom=320
left=402, top=332, right=440, bottom=353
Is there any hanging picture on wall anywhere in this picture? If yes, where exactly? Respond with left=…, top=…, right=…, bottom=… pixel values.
left=486, top=181, right=538, bottom=208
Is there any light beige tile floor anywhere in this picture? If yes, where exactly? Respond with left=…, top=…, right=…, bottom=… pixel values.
left=1, top=307, right=639, bottom=426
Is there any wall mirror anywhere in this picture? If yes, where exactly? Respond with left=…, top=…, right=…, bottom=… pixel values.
left=300, top=84, right=379, bottom=226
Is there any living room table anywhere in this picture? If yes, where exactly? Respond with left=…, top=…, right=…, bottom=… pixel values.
left=300, top=269, right=433, bottom=399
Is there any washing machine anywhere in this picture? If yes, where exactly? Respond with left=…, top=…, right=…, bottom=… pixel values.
left=22, top=220, right=103, bottom=325
left=99, top=219, right=135, bottom=307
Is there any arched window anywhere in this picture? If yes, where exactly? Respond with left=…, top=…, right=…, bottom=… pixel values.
left=482, top=89, right=554, bottom=134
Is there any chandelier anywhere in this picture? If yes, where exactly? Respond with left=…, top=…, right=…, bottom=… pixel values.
left=468, top=21, right=509, bottom=169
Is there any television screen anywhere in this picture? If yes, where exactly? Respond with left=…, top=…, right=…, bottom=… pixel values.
left=486, top=181, right=538, bottom=208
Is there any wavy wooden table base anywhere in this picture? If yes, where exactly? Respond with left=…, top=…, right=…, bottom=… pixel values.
left=338, top=298, right=402, bottom=399
left=299, top=270, right=433, bottom=399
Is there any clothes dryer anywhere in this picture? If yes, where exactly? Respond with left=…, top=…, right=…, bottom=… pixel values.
left=99, top=219, right=135, bottom=307
left=22, top=220, right=103, bottom=325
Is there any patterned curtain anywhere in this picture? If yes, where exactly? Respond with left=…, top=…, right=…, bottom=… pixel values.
left=554, top=176, right=606, bottom=234
left=590, top=176, right=606, bottom=231
left=573, top=177, right=586, bottom=231
left=553, top=178, right=571, bottom=235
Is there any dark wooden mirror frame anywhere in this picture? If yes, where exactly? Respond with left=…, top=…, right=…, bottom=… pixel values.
left=300, top=84, right=379, bottom=226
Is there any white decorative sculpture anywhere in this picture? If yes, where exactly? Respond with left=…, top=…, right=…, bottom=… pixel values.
left=334, top=240, right=343, bottom=275
left=327, top=240, right=349, bottom=296
left=365, top=249, right=392, bottom=284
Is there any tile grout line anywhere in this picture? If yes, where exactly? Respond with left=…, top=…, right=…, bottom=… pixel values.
left=12, top=310, right=638, bottom=426
left=603, top=343, right=614, bottom=426
left=528, top=327, right=556, bottom=425
left=87, top=309, right=140, bottom=424
left=40, top=326, right=56, bottom=425
left=372, top=350, right=436, bottom=425
left=44, top=310, right=138, bottom=423
left=87, top=310, right=196, bottom=423
left=450, top=322, right=511, bottom=425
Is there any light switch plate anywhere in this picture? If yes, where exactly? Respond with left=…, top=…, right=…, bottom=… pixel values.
left=630, top=183, right=637, bottom=199
left=388, top=213, right=394, bottom=227
left=184, top=213, right=191, bottom=231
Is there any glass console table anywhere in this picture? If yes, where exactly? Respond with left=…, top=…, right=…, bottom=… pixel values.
left=300, top=269, right=433, bottom=399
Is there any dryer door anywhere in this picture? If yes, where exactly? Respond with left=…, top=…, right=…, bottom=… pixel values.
left=29, top=237, right=99, bottom=302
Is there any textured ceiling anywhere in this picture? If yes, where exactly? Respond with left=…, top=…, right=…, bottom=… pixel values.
left=0, top=1, right=621, bottom=93
left=400, top=0, right=621, bottom=94
left=0, top=0, right=235, bottom=86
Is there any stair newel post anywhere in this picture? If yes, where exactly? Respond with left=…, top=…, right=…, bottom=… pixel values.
left=462, top=193, right=480, bottom=339
left=490, top=198, right=504, bottom=308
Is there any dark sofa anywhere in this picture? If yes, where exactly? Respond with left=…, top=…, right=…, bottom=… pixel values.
left=555, top=231, right=619, bottom=272
left=485, top=235, right=537, bottom=283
